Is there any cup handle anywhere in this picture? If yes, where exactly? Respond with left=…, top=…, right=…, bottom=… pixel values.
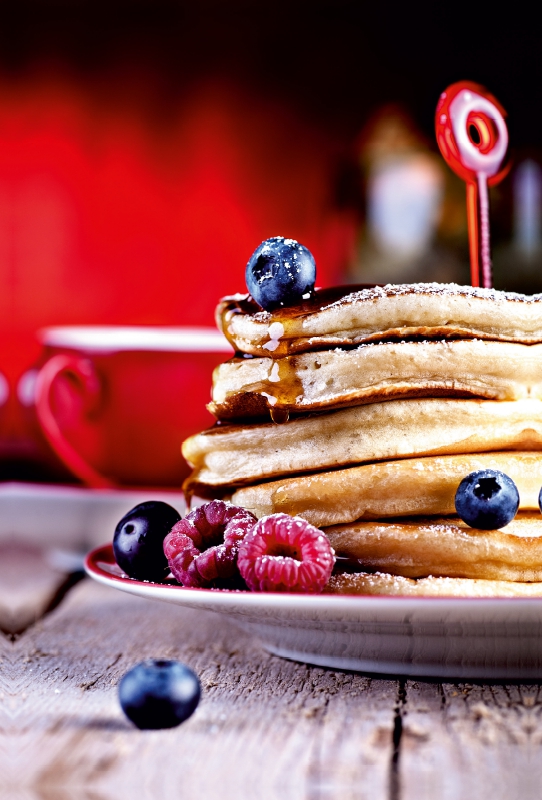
left=35, top=354, right=115, bottom=488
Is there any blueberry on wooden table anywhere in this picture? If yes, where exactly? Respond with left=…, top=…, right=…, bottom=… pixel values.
left=246, top=236, right=316, bottom=311
left=119, top=660, right=201, bottom=730
left=454, top=469, right=519, bottom=530
left=113, top=501, right=181, bottom=582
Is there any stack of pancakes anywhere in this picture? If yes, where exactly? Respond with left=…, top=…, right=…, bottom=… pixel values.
left=182, top=283, right=542, bottom=597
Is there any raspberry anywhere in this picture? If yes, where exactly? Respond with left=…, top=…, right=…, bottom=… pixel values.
left=163, top=500, right=256, bottom=588
left=237, top=513, right=335, bottom=593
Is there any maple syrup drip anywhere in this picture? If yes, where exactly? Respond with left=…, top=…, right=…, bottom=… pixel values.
left=270, top=407, right=290, bottom=424
left=219, top=284, right=385, bottom=358
left=221, top=284, right=382, bottom=319
left=182, top=483, right=194, bottom=511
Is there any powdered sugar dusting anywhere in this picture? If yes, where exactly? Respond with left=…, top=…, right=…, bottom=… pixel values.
left=320, top=283, right=542, bottom=312
left=219, top=283, right=542, bottom=325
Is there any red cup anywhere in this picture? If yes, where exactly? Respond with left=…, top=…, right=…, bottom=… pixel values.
left=34, top=326, right=233, bottom=488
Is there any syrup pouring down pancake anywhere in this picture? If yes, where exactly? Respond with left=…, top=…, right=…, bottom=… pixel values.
left=182, top=242, right=542, bottom=596
left=210, top=339, right=542, bottom=420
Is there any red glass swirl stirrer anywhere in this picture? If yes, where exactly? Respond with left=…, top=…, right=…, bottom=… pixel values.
left=435, top=81, right=509, bottom=288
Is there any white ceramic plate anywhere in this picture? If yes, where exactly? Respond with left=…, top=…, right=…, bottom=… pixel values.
left=86, top=544, right=542, bottom=679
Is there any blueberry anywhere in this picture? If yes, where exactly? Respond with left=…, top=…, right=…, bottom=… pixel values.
left=246, top=236, right=316, bottom=311
left=119, top=659, right=201, bottom=730
left=454, top=470, right=519, bottom=530
left=113, top=501, right=181, bottom=582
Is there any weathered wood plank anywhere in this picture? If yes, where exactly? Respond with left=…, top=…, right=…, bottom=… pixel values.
left=3, top=579, right=397, bottom=800
left=4, top=544, right=541, bottom=800
left=0, top=544, right=77, bottom=635
left=399, top=680, right=542, bottom=800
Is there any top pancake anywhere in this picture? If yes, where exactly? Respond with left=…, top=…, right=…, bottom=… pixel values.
left=217, top=283, right=542, bottom=357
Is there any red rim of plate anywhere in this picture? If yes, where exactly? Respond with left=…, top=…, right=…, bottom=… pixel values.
left=84, top=544, right=542, bottom=604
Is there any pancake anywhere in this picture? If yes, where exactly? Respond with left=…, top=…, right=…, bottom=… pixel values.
left=210, top=339, right=541, bottom=420
left=231, top=452, right=542, bottom=527
left=323, top=513, right=542, bottom=582
left=183, top=397, right=542, bottom=490
left=324, top=572, right=542, bottom=597
left=218, top=283, right=542, bottom=358
left=188, top=280, right=542, bottom=597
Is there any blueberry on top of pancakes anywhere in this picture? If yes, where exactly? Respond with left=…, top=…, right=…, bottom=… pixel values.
left=455, top=469, right=519, bottom=530
left=246, top=236, right=316, bottom=311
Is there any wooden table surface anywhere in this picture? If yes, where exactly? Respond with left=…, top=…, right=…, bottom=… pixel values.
left=2, top=538, right=542, bottom=799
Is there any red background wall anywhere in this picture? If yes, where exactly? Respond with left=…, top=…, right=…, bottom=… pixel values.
left=0, top=73, right=355, bottom=397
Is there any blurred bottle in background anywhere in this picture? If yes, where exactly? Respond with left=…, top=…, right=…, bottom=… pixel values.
left=348, top=106, right=469, bottom=286
left=493, top=158, right=542, bottom=293
left=514, top=160, right=542, bottom=257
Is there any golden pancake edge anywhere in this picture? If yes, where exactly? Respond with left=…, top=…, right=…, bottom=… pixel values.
left=231, top=452, right=542, bottom=527
left=324, top=572, right=542, bottom=597
left=324, top=513, right=542, bottom=582
left=183, top=397, right=542, bottom=489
